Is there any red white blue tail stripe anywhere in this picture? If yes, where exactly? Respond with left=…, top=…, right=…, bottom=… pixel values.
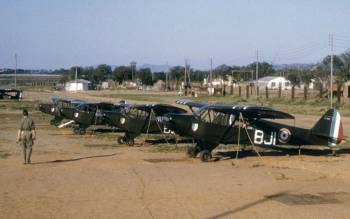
left=329, top=110, right=344, bottom=146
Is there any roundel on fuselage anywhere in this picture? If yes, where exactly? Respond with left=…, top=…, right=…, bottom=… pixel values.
left=278, top=128, right=291, bottom=143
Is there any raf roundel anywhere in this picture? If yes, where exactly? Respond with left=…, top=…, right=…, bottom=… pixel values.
left=278, top=128, right=291, bottom=143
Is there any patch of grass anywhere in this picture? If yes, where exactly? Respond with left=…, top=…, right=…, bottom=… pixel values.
left=0, top=151, right=11, bottom=159
left=0, top=100, right=39, bottom=111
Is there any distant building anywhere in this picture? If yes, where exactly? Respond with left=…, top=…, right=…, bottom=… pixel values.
left=257, top=76, right=291, bottom=90
left=65, top=79, right=91, bottom=91
left=343, top=80, right=350, bottom=98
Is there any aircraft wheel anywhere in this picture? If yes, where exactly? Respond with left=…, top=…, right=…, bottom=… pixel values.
left=79, top=128, right=86, bottom=135
left=126, top=138, right=135, bottom=146
left=199, top=150, right=212, bottom=162
left=187, top=147, right=199, bottom=158
left=73, top=127, right=79, bottom=135
left=117, top=136, right=125, bottom=144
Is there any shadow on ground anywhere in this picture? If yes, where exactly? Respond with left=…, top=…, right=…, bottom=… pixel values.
left=31, top=153, right=118, bottom=165
left=212, top=148, right=350, bottom=162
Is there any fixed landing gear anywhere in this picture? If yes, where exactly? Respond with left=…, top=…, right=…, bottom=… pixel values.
left=199, top=150, right=212, bottom=162
left=187, top=146, right=212, bottom=162
left=73, top=127, right=86, bottom=135
left=117, top=136, right=135, bottom=146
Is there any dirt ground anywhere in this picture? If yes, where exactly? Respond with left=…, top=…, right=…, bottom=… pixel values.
left=1, top=90, right=350, bottom=219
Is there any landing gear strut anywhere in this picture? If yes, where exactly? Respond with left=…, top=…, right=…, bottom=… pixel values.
left=199, top=150, right=212, bottom=162
left=73, top=127, right=86, bottom=135
left=117, top=136, right=135, bottom=146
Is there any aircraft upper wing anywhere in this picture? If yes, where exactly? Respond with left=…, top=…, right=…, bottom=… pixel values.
left=208, top=104, right=294, bottom=120
left=175, top=99, right=207, bottom=109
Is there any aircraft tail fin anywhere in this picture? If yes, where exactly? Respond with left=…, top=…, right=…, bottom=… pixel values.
left=311, top=108, right=344, bottom=146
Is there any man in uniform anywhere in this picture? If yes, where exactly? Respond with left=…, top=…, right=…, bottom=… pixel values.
left=16, top=109, right=36, bottom=164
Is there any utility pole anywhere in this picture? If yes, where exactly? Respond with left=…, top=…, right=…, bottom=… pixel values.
left=165, top=62, right=169, bottom=91
left=256, top=49, right=259, bottom=83
left=14, top=54, right=17, bottom=89
left=330, top=34, right=334, bottom=108
left=75, top=67, right=78, bottom=91
left=184, top=59, right=188, bottom=86
left=210, top=58, right=213, bottom=84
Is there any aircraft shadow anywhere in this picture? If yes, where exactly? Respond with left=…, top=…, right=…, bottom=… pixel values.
left=90, top=128, right=123, bottom=133
left=144, top=138, right=195, bottom=145
left=214, top=148, right=350, bottom=161
left=31, top=153, right=118, bottom=165
left=207, top=191, right=287, bottom=219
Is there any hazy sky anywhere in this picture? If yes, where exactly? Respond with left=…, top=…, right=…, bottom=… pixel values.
left=1, top=0, right=350, bottom=69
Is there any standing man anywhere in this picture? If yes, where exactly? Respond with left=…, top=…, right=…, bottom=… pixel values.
left=16, top=109, right=36, bottom=164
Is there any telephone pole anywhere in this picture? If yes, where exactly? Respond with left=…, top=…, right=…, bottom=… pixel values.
left=255, top=50, right=259, bottom=82
left=14, top=54, right=17, bottom=89
left=210, top=57, right=213, bottom=84
left=329, top=34, right=334, bottom=108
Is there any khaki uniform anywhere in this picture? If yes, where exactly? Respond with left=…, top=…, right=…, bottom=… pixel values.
left=19, top=116, right=35, bottom=163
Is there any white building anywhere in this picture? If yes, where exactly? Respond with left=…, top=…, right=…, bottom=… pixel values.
left=257, top=76, right=291, bottom=90
left=65, top=79, right=91, bottom=91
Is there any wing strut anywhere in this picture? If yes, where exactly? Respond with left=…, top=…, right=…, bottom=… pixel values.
left=235, top=113, right=263, bottom=162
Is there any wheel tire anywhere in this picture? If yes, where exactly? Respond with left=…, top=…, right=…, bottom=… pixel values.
left=199, top=150, right=212, bottom=162
left=79, top=128, right=86, bottom=135
left=126, top=138, right=135, bottom=146
left=117, top=136, right=125, bottom=144
left=187, top=147, right=199, bottom=158
left=73, top=127, right=79, bottom=135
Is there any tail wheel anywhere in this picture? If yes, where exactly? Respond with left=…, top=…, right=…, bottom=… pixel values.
left=187, top=147, right=199, bottom=158
left=199, top=150, right=212, bottom=162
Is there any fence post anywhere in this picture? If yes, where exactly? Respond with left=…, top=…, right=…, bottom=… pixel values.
left=304, top=86, right=308, bottom=100
left=291, top=86, right=295, bottom=100
left=257, top=86, right=259, bottom=97
left=238, top=86, right=241, bottom=97
left=265, top=86, right=269, bottom=99
left=278, top=84, right=282, bottom=99
left=230, top=85, right=233, bottom=95
left=246, top=85, right=250, bottom=99
left=319, top=84, right=323, bottom=99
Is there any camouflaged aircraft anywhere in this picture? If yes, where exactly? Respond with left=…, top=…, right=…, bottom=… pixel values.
left=164, top=99, right=344, bottom=162
left=37, top=97, right=86, bottom=126
left=105, top=104, right=187, bottom=146
left=59, top=102, right=126, bottom=135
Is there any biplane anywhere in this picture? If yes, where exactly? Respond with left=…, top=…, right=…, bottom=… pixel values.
left=165, top=99, right=344, bottom=161
left=0, top=89, right=22, bottom=100
left=110, top=104, right=187, bottom=146
left=37, top=97, right=86, bottom=126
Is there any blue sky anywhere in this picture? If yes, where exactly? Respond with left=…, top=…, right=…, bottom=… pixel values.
left=1, top=0, right=350, bottom=69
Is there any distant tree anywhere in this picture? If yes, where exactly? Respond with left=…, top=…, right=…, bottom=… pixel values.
left=169, top=66, right=185, bottom=82
left=286, top=71, right=300, bottom=87
left=153, top=72, right=166, bottom=83
left=112, top=66, right=132, bottom=84
left=138, top=68, right=153, bottom=85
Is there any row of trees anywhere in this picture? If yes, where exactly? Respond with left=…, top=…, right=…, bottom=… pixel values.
left=56, top=50, right=350, bottom=87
